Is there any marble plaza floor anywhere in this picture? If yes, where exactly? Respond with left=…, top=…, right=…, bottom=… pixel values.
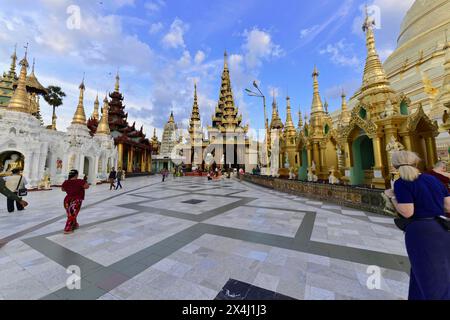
left=0, top=175, right=410, bottom=300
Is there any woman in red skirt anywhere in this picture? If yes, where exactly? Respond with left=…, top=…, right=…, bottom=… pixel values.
left=61, top=169, right=89, bottom=234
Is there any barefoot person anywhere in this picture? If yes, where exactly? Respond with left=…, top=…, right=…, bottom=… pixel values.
left=61, top=170, right=89, bottom=234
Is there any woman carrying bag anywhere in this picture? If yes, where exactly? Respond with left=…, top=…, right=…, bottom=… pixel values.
left=5, top=168, right=28, bottom=213
left=384, top=151, right=450, bottom=300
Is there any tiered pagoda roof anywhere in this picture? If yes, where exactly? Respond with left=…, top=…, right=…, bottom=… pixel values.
left=210, top=51, right=248, bottom=133
left=107, top=73, right=151, bottom=148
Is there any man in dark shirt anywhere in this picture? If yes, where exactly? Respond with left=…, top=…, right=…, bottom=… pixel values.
left=108, top=168, right=117, bottom=190
left=426, top=161, right=450, bottom=193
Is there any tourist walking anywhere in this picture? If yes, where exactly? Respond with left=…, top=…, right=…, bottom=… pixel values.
left=61, top=169, right=89, bottom=234
left=384, top=151, right=450, bottom=300
left=108, top=167, right=117, bottom=190
left=115, top=167, right=123, bottom=190
left=3, top=169, right=28, bottom=212
left=161, top=168, right=167, bottom=182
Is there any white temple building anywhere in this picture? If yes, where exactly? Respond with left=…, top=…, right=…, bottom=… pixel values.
left=0, top=48, right=117, bottom=188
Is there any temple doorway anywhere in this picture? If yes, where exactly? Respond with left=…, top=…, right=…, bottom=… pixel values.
left=0, top=151, right=25, bottom=175
left=299, top=148, right=308, bottom=181
left=83, top=156, right=95, bottom=183
left=350, top=135, right=374, bottom=186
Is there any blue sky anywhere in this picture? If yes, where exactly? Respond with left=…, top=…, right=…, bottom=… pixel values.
left=0, top=0, right=415, bottom=138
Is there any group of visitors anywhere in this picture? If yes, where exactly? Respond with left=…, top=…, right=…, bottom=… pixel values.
left=108, top=167, right=125, bottom=190
left=1, top=149, right=449, bottom=300
left=384, top=151, right=450, bottom=300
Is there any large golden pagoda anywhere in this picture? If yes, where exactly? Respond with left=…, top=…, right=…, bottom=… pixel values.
left=335, top=7, right=439, bottom=188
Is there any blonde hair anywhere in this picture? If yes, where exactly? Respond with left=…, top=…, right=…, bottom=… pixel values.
left=391, top=151, right=421, bottom=182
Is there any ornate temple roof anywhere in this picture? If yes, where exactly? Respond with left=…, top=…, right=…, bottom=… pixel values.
left=360, top=7, right=394, bottom=95
left=71, top=78, right=87, bottom=125
left=25, top=59, right=48, bottom=95
left=211, top=51, right=247, bottom=133
left=270, top=95, right=284, bottom=130
left=310, top=66, right=324, bottom=114
left=96, top=95, right=111, bottom=135
left=7, top=48, right=30, bottom=113
left=284, top=96, right=297, bottom=138
left=189, top=83, right=201, bottom=133
left=107, top=73, right=151, bottom=149
left=160, top=112, right=179, bottom=156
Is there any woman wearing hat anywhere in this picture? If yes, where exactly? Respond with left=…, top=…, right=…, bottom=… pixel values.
left=61, top=170, right=89, bottom=234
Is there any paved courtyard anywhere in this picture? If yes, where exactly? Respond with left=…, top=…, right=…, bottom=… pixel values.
left=0, top=176, right=410, bottom=300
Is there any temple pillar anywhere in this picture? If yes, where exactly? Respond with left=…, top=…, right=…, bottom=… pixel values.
left=402, top=135, right=412, bottom=151
left=118, top=143, right=123, bottom=170
left=425, top=136, right=436, bottom=169
left=127, top=148, right=133, bottom=173
left=312, top=142, right=320, bottom=172
left=372, top=136, right=386, bottom=188
left=141, top=150, right=146, bottom=173
left=319, top=145, right=327, bottom=178
left=307, top=146, right=312, bottom=167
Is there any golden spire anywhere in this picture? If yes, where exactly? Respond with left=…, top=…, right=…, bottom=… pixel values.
left=298, top=107, right=303, bottom=129
left=189, top=82, right=201, bottom=135
left=96, top=94, right=110, bottom=135
left=114, top=70, right=120, bottom=93
left=8, top=44, right=30, bottom=113
left=311, top=65, right=324, bottom=114
left=9, top=44, right=17, bottom=76
left=361, top=5, right=389, bottom=90
left=168, top=111, right=175, bottom=123
left=284, top=96, right=296, bottom=135
left=270, top=93, right=283, bottom=129
left=339, top=89, right=351, bottom=124
left=31, top=58, right=35, bottom=74
left=92, top=93, right=100, bottom=120
left=71, top=75, right=87, bottom=125
left=223, top=50, right=228, bottom=70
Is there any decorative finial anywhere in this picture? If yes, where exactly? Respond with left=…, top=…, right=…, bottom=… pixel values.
left=223, top=50, right=228, bottom=69
left=79, top=73, right=85, bottom=90
left=24, top=42, right=29, bottom=59
left=312, top=65, right=319, bottom=77
left=32, top=58, right=35, bottom=73
left=114, top=69, right=120, bottom=92
left=362, top=4, right=375, bottom=32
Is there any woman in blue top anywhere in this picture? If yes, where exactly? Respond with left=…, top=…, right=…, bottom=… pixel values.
left=384, top=151, right=450, bottom=300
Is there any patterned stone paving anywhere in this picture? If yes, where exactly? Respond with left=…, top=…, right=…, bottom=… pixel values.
left=0, top=175, right=410, bottom=300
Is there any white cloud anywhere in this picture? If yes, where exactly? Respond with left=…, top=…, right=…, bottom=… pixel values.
left=320, top=39, right=360, bottom=68
left=295, top=0, right=354, bottom=49
left=194, top=50, right=206, bottom=64
left=241, top=27, right=284, bottom=69
left=145, top=0, right=166, bottom=13
left=300, top=25, right=320, bottom=39
left=162, top=18, right=189, bottom=49
left=177, top=50, right=191, bottom=68
left=149, top=22, right=163, bottom=34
